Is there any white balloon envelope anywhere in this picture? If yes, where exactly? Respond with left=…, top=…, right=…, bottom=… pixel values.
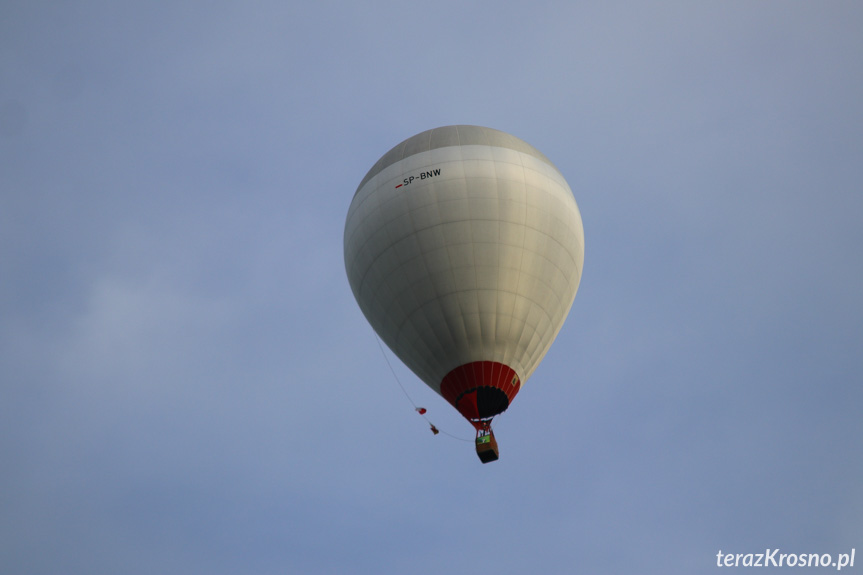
left=344, top=125, right=584, bottom=461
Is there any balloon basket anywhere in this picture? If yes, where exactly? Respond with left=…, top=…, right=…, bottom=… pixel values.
left=475, top=427, right=499, bottom=464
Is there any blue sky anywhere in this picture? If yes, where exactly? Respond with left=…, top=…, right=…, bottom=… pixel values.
left=2, top=2, right=861, bottom=574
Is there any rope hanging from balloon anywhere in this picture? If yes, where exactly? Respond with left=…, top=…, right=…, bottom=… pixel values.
left=373, top=334, right=472, bottom=443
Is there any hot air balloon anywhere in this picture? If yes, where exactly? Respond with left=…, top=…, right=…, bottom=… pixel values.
left=344, top=125, right=584, bottom=463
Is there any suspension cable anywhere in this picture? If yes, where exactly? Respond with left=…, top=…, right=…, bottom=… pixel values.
left=373, top=334, right=472, bottom=443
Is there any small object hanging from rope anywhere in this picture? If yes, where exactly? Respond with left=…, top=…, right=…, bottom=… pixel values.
left=418, top=408, right=438, bottom=434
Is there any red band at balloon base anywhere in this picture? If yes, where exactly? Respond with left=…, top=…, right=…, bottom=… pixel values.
left=439, top=361, right=521, bottom=424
